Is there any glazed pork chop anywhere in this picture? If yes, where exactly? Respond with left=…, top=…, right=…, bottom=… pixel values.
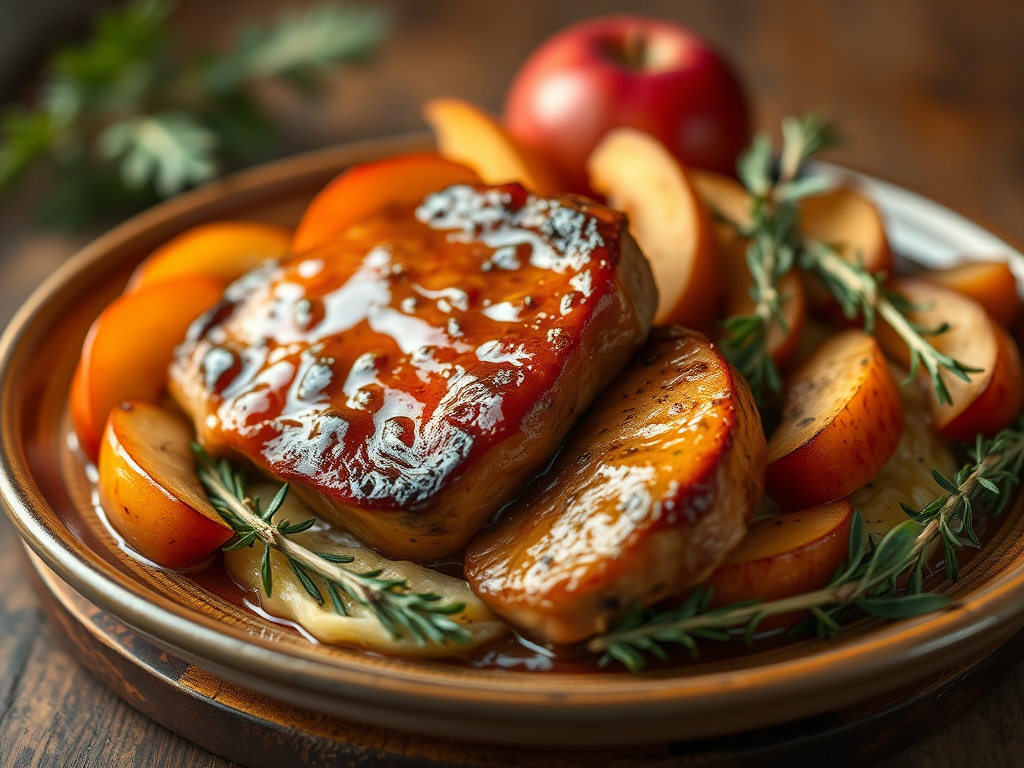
left=464, top=327, right=766, bottom=644
left=170, top=183, right=656, bottom=561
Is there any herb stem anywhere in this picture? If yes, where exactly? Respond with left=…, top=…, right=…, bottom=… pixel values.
left=588, top=415, right=1024, bottom=671
left=192, top=447, right=472, bottom=647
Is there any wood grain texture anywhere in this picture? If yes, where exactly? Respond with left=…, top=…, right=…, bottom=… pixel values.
left=2, top=0, right=1024, bottom=765
left=24, top=548, right=1024, bottom=768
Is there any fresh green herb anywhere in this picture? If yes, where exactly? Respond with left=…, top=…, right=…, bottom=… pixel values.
left=192, top=446, right=472, bottom=647
left=588, top=414, right=1024, bottom=671
left=720, top=114, right=837, bottom=402
left=719, top=113, right=978, bottom=408
left=798, top=240, right=982, bottom=406
left=0, top=0, right=387, bottom=228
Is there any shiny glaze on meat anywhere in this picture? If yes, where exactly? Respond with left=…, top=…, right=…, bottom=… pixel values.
left=170, top=184, right=657, bottom=560
left=464, top=327, right=766, bottom=644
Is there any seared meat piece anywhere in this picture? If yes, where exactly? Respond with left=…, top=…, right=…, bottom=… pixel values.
left=170, top=184, right=656, bottom=560
left=464, top=327, right=766, bottom=644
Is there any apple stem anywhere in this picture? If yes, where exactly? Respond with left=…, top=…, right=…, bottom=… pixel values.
left=619, top=29, right=648, bottom=70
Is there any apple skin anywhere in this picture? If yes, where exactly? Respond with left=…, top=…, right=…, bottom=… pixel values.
left=504, top=15, right=751, bottom=194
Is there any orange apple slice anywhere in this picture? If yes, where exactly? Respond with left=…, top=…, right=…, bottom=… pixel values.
left=926, top=260, right=1020, bottom=329
left=878, top=277, right=1024, bottom=440
left=799, top=188, right=894, bottom=317
left=800, top=188, right=893, bottom=274
left=588, top=129, right=721, bottom=329
left=423, top=98, right=561, bottom=195
left=98, top=400, right=232, bottom=568
left=766, top=330, right=904, bottom=510
left=292, top=152, right=482, bottom=254
left=689, top=167, right=752, bottom=231
left=127, top=222, right=290, bottom=292
left=704, top=498, right=855, bottom=627
left=71, top=276, right=223, bottom=460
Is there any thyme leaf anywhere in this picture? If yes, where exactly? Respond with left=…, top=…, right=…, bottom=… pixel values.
left=588, top=414, right=1024, bottom=671
left=192, top=445, right=471, bottom=647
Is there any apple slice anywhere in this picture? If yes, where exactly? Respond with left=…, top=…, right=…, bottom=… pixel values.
left=877, top=278, right=1024, bottom=440
left=704, top=498, right=855, bottom=627
left=71, top=276, right=223, bottom=461
left=720, top=230, right=807, bottom=369
left=926, top=260, right=1020, bottom=329
left=799, top=188, right=894, bottom=315
left=588, top=129, right=721, bottom=329
left=292, top=152, right=481, bottom=254
left=423, top=98, right=561, bottom=195
left=127, top=221, right=290, bottom=292
left=766, top=330, right=904, bottom=510
left=98, top=401, right=232, bottom=569
left=465, top=327, right=766, bottom=644
left=690, top=167, right=752, bottom=231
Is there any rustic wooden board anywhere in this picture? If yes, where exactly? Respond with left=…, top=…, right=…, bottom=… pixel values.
left=27, top=547, right=1024, bottom=768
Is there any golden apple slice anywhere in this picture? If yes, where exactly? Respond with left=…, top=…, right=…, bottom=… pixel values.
left=704, top=498, right=854, bottom=628
left=588, top=129, right=721, bottom=329
left=799, top=188, right=894, bottom=316
left=126, top=222, right=290, bottom=292
left=292, top=152, right=481, bottom=254
left=98, top=401, right=232, bottom=569
left=71, top=276, right=223, bottom=461
left=767, top=330, right=904, bottom=510
left=926, top=260, right=1020, bottom=329
left=423, top=98, right=561, bottom=195
left=877, top=277, right=1024, bottom=440
left=689, top=167, right=752, bottom=230
left=800, top=187, right=893, bottom=274
left=465, top=327, right=766, bottom=644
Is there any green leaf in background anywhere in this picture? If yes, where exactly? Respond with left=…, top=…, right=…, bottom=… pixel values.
left=0, top=0, right=389, bottom=229
left=100, top=112, right=218, bottom=195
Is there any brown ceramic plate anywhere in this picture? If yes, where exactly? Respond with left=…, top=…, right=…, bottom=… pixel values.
left=3, top=136, right=1024, bottom=748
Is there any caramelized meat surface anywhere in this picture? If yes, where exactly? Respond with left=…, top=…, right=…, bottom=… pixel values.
left=170, top=184, right=656, bottom=560
left=464, top=327, right=766, bottom=644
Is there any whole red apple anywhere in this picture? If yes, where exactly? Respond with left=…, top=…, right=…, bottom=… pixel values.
left=504, top=16, right=751, bottom=194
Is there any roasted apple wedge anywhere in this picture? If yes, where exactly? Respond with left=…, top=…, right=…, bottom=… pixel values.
left=799, top=188, right=894, bottom=316
left=689, top=167, right=752, bottom=231
left=588, top=129, right=721, bottom=329
left=877, top=278, right=1024, bottom=440
left=127, top=222, right=290, bottom=292
left=799, top=187, right=893, bottom=275
left=464, top=327, right=766, bottom=644
left=423, top=98, right=561, bottom=195
left=766, top=330, right=904, bottom=510
left=292, top=153, right=481, bottom=253
left=98, top=401, right=232, bottom=568
left=704, top=498, right=854, bottom=626
left=926, top=260, right=1020, bottom=329
left=71, top=276, right=223, bottom=460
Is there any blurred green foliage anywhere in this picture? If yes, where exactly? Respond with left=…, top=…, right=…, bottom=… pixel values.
left=0, top=0, right=388, bottom=229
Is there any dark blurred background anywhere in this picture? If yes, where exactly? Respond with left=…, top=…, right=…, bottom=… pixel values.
left=2, top=2, right=1024, bottom=766
left=3, top=0, right=1024, bottom=327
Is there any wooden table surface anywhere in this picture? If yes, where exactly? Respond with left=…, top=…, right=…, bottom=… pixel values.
left=3, top=1, right=1024, bottom=765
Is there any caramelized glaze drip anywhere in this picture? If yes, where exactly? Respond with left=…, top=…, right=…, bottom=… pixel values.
left=173, top=184, right=626, bottom=513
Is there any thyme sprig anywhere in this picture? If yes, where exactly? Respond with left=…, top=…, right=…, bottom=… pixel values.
left=719, top=113, right=978, bottom=407
left=192, top=446, right=471, bottom=647
left=721, top=114, right=837, bottom=401
left=798, top=240, right=981, bottom=406
left=588, top=415, right=1024, bottom=671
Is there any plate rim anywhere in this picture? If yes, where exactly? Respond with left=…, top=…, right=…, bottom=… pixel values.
left=3, top=138, right=1024, bottom=745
